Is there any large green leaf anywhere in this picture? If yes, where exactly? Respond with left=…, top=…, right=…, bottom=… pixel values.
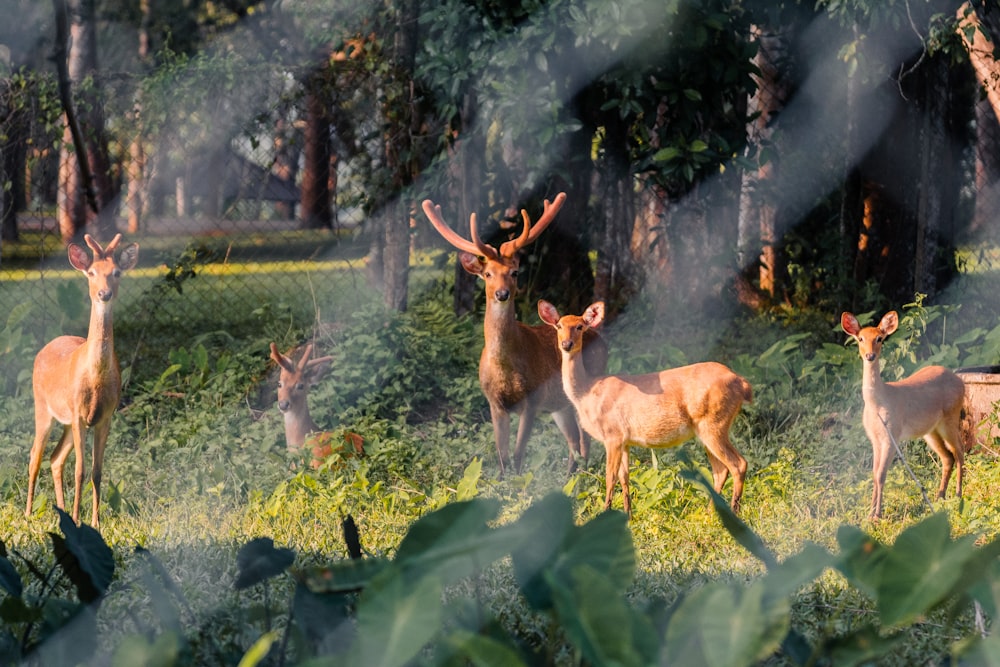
left=510, top=493, right=576, bottom=610
left=444, top=630, right=528, bottom=667
left=876, top=512, right=979, bottom=627
left=834, top=524, right=888, bottom=599
left=549, top=565, right=653, bottom=667
left=662, top=579, right=790, bottom=667
left=393, top=498, right=512, bottom=586
left=51, top=510, right=114, bottom=605
left=234, top=537, right=295, bottom=590
left=0, top=554, right=23, bottom=598
left=818, top=625, right=907, bottom=667
left=349, top=569, right=443, bottom=667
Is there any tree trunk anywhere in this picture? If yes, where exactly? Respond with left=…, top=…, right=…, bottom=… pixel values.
left=300, top=65, right=333, bottom=229
left=126, top=0, right=151, bottom=234
left=452, top=91, right=482, bottom=317
left=593, top=112, right=640, bottom=320
left=56, top=0, right=118, bottom=244
left=739, top=24, right=792, bottom=303
left=380, top=0, right=420, bottom=312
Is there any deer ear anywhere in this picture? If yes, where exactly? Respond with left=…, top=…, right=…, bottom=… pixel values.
left=67, top=243, right=92, bottom=272
left=879, top=311, right=899, bottom=336
left=118, top=243, right=139, bottom=271
left=841, top=312, right=860, bottom=337
left=583, top=302, right=605, bottom=328
left=537, top=300, right=559, bottom=326
left=458, top=252, right=486, bottom=277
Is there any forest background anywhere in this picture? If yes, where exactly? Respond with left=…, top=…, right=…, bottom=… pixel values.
left=4, top=0, right=1000, bottom=665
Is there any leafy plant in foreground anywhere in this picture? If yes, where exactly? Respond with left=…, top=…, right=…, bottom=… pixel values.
left=7, top=473, right=1000, bottom=666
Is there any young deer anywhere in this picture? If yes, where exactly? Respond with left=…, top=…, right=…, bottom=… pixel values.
left=269, top=343, right=365, bottom=468
left=26, top=234, right=139, bottom=527
left=421, top=193, right=608, bottom=475
left=538, top=300, right=751, bottom=518
left=841, top=311, right=967, bottom=519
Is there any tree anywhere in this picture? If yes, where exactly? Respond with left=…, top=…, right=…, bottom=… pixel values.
left=54, top=0, right=118, bottom=244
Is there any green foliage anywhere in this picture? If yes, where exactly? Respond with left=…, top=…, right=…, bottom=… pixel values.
left=6, top=482, right=1000, bottom=666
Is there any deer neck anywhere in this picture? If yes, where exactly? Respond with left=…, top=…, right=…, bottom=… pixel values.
left=284, top=406, right=319, bottom=450
left=561, top=347, right=596, bottom=404
left=481, top=298, right=522, bottom=361
left=860, top=357, right=886, bottom=404
left=82, top=300, right=116, bottom=371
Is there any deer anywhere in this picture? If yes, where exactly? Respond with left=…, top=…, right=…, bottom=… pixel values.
left=841, top=311, right=968, bottom=520
left=538, top=300, right=751, bottom=518
left=269, top=342, right=365, bottom=469
left=26, top=234, right=139, bottom=528
left=421, top=192, right=608, bottom=476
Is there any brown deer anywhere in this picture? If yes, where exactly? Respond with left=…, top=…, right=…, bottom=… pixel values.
left=26, top=234, right=139, bottom=527
left=269, top=342, right=365, bottom=468
left=421, top=193, right=608, bottom=475
left=538, top=300, right=751, bottom=518
left=841, top=311, right=967, bottom=519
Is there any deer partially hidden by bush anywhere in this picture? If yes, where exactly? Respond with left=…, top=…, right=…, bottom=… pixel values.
left=538, top=300, right=751, bottom=518
left=269, top=343, right=364, bottom=469
left=421, top=192, right=608, bottom=475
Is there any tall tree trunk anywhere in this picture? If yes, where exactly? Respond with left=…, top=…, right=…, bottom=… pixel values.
left=380, top=0, right=420, bottom=312
left=739, top=24, right=792, bottom=303
left=126, top=0, right=150, bottom=234
left=594, top=112, right=640, bottom=320
left=300, top=64, right=333, bottom=229
left=0, top=78, right=26, bottom=243
left=56, top=0, right=118, bottom=244
left=452, top=91, right=482, bottom=317
left=958, top=1, right=1000, bottom=234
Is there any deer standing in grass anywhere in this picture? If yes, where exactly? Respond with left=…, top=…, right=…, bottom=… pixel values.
left=26, top=234, right=139, bottom=528
left=538, top=300, right=751, bottom=518
left=841, top=311, right=967, bottom=520
left=270, top=343, right=365, bottom=468
left=421, top=193, right=608, bottom=475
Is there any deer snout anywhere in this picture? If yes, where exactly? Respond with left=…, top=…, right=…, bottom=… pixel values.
left=494, top=288, right=510, bottom=302
left=96, top=288, right=114, bottom=302
left=560, top=339, right=574, bottom=352
left=277, top=399, right=291, bottom=412
left=864, top=352, right=876, bottom=362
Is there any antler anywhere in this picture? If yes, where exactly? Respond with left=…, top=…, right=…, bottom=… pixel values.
left=498, top=192, right=566, bottom=258
left=421, top=200, right=499, bottom=260
left=422, top=193, right=567, bottom=260
left=296, top=344, right=314, bottom=371
left=84, top=233, right=123, bottom=258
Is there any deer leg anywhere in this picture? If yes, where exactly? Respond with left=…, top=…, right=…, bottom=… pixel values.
left=489, top=404, right=512, bottom=477
left=604, top=442, right=623, bottom=512
left=90, top=420, right=111, bottom=527
left=618, top=447, right=632, bottom=519
left=697, top=423, right=748, bottom=513
left=49, top=425, right=74, bottom=512
left=69, top=422, right=87, bottom=524
left=512, top=403, right=538, bottom=474
left=26, top=416, right=56, bottom=518
left=552, top=407, right=585, bottom=473
left=869, top=434, right=892, bottom=520
left=941, top=418, right=965, bottom=499
left=923, top=432, right=954, bottom=500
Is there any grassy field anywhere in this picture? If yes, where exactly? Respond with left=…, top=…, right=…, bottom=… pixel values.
left=2, top=234, right=1000, bottom=664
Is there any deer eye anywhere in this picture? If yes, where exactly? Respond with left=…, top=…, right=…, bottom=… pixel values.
left=510, top=270, right=519, bottom=278
left=296, top=383, right=305, bottom=391
left=113, top=269, right=121, bottom=277
left=875, top=336, right=883, bottom=343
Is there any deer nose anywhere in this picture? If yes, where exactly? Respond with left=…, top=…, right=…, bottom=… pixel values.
left=277, top=400, right=290, bottom=412
left=97, top=289, right=113, bottom=302
left=864, top=352, right=876, bottom=362
left=560, top=339, right=574, bottom=352
left=494, top=288, right=510, bottom=302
